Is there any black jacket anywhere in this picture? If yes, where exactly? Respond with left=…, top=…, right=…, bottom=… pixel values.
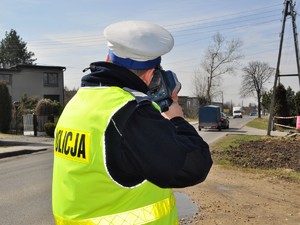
left=81, top=62, right=212, bottom=188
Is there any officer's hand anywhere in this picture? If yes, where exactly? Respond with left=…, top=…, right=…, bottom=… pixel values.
left=161, top=93, right=184, bottom=119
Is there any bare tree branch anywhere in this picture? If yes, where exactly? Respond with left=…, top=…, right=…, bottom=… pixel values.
left=240, top=61, right=275, bottom=117
left=198, top=32, right=243, bottom=103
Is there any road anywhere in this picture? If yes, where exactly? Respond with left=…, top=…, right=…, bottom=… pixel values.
left=0, top=151, right=54, bottom=225
left=0, top=117, right=253, bottom=225
left=197, top=116, right=254, bottom=144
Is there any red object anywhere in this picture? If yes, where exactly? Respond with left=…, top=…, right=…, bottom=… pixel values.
left=297, top=116, right=300, bottom=129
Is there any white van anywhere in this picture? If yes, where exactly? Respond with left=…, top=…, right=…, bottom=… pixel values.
left=232, top=107, right=243, bottom=118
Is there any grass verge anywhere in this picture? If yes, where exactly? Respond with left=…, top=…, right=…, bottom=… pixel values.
left=246, top=116, right=269, bottom=130
left=247, top=116, right=299, bottom=132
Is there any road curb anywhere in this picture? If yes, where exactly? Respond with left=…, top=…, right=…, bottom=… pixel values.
left=0, top=147, right=49, bottom=159
left=0, top=137, right=53, bottom=159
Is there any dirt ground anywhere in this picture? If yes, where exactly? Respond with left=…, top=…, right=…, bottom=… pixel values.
left=178, top=135, right=300, bottom=225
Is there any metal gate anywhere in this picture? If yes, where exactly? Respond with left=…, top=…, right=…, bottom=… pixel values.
left=23, top=114, right=48, bottom=136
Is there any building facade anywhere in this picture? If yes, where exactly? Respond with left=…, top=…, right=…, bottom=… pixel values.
left=0, top=64, right=66, bottom=103
left=178, top=96, right=200, bottom=119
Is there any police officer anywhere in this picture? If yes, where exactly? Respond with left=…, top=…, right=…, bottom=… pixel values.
left=52, top=20, right=212, bottom=225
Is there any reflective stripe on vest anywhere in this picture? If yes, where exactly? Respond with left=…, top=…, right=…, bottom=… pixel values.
left=54, top=194, right=177, bottom=225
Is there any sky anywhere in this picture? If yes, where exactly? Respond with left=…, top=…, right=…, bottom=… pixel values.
left=1, top=0, right=300, bottom=107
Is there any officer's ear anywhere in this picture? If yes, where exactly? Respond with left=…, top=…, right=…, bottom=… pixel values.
left=140, top=68, right=155, bottom=86
left=106, top=54, right=111, bottom=62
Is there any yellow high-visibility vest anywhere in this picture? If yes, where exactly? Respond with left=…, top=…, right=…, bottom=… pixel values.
left=52, top=86, right=178, bottom=225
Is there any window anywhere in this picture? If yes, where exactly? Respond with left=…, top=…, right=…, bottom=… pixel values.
left=43, top=72, right=58, bottom=87
left=0, top=74, right=11, bottom=84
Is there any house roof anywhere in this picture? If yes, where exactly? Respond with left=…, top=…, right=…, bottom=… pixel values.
left=12, top=64, right=66, bottom=70
left=0, top=64, right=66, bottom=71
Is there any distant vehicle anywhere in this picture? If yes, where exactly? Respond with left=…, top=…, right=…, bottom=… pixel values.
left=249, top=112, right=257, bottom=116
left=198, top=105, right=222, bottom=131
left=233, top=106, right=243, bottom=118
left=220, top=112, right=229, bottom=129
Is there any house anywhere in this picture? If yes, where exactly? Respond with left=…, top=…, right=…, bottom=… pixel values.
left=178, top=96, right=199, bottom=118
left=0, top=64, right=66, bottom=103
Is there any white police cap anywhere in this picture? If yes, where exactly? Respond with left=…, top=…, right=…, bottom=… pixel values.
left=104, top=20, right=174, bottom=70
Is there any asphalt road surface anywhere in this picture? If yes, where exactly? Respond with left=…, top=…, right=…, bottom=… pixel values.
left=0, top=150, right=54, bottom=225
left=195, top=116, right=255, bottom=144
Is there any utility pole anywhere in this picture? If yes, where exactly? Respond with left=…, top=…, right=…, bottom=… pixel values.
left=267, top=0, right=300, bottom=136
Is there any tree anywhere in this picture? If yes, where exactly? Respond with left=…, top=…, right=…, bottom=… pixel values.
left=0, top=81, right=12, bottom=133
left=294, top=91, right=300, bottom=115
left=286, top=86, right=296, bottom=116
left=274, top=83, right=289, bottom=126
left=196, top=33, right=243, bottom=103
left=192, top=72, right=209, bottom=105
left=240, top=61, right=274, bottom=118
left=0, top=29, right=36, bottom=68
left=262, top=90, right=272, bottom=114
left=64, top=86, right=78, bottom=105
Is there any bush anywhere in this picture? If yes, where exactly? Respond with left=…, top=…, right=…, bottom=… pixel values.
left=0, top=81, right=12, bottom=133
left=44, top=122, right=56, bottom=137
left=35, top=98, right=62, bottom=118
left=35, top=99, right=54, bottom=116
left=19, top=94, right=38, bottom=114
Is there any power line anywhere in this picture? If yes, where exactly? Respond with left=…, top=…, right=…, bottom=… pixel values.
left=165, top=3, right=283, bottom=30
left=2, top=4, right=284, bottom=49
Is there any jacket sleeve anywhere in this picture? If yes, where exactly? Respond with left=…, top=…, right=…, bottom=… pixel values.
left=122, top=103, right=213, bottom=188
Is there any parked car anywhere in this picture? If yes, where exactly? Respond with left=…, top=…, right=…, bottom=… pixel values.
left=220, top=112, right=229, bottom=129
left=249, top=112, right=257, bottom=116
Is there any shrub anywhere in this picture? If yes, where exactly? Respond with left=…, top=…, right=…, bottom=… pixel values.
left=19, top=94, right=39, bottom=114
left=35, top=99, right=54, bottom=116
left=44, top=122, right=56, bottom=137
left=0, top=81, right=12, bottom=133
left=274, top=84, right=290, bottom=125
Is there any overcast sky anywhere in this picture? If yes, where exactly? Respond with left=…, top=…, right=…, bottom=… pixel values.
left=1, top=0, right=300, bottom=106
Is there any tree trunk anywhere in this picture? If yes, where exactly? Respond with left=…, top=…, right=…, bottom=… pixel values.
left=257, top=93, right=262, bottom=118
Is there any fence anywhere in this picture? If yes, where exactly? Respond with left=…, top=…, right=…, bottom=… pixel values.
left=23, top=114, right=50, bottom=136
left=273, top=116, right=300, bottom=130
